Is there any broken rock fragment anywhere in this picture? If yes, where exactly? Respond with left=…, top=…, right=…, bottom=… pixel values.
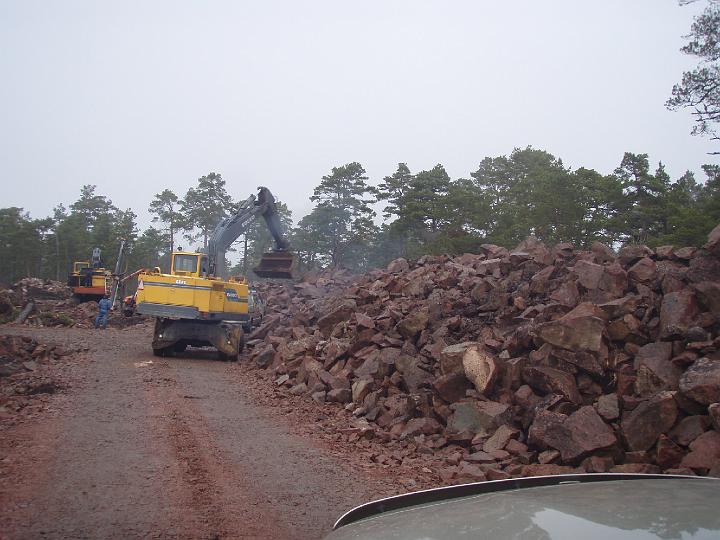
left=528, top=406, right=617, bottom=463
left=536, top=303, right=606, bottom=352
left=462, top=344, right=500, bottom=396
left=621, top=391, right=678, bottom=451
left=679, top=357, right=720, bottom=405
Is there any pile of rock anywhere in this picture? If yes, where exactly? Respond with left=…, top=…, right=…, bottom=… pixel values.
left=247, top=224, right=720, bottom=481
left=0, top=278, right=146, bottom=328
left=0, top=334, right=78, bottom=419
left=11, top=277, right=72, bottom=301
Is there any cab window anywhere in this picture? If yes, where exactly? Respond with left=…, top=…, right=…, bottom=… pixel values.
left=174, top=254, right=198, bottom=273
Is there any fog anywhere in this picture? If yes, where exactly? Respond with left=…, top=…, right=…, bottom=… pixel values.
left=1, top=0, right=716, bottom=227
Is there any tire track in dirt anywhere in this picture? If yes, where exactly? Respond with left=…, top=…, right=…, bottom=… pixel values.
left=1, top=326, right=402, bottom=539
left=140, top=356, right=292, bottom=539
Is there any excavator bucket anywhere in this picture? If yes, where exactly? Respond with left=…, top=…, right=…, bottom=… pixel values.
left=253, top=252, right=297, bottom=279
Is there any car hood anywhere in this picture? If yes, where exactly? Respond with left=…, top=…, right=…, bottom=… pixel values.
left=326, top=474, right=720, bottom=540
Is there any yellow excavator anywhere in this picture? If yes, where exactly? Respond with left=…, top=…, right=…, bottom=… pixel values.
left=135, top=187, right=295, bottom=360
left=68, top=241, right=128, bottom=303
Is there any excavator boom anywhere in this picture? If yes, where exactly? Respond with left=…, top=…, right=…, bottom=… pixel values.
left=207, top=186, right=296, bottom=279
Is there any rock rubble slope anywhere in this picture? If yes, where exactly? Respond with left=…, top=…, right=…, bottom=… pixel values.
left=247, top=223, right=720, bottom=481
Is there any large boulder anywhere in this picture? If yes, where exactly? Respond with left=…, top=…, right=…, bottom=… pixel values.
left=396, top=311, right=429, bottom=340
left=574, top=260, right=604, bottom=290
left=680, top=430, right=720, bottom=471
left=536, top=303, right=605, bottom=352
left=633, top=342, right=683, bottom=396
left=704, top=222, right=720, bottom=256
left=694, top=281, right=720, bottom=318
left=522, top=366, right=582, bottom=405
left=627, top=257, right=657, bottom=284
left=462, top=345, right=500, bottom=395
left=446, top=400, right=511, bottom=437
left=317, top=300, right=357, bottom=337
left=659, top=290, right=699, bottom=340
left=679, top=358, right=720, bottom=405
left=433, top=372, right=471, bottom=403
left=439, top=342, right=477, bottom=375
left=528, top=406, right=617, bottom=463
left=621, top=392, right=678, bottom=451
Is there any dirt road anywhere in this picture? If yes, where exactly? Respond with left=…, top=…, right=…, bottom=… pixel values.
left=0, top=325, right=403, bottom=539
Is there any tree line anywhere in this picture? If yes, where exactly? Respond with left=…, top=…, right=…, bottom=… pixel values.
left=1, top=146, right=719, bottom=285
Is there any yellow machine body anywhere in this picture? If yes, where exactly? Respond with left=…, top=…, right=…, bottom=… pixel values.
left=67, top=262, right=110, bottom=298
left=136, top=252, right=249, bottom=321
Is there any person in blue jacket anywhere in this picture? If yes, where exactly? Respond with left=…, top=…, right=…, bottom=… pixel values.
left=95, top=294, right=112, bottom=329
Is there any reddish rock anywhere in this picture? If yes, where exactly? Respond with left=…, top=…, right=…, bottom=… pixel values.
left=317, top=300, right=357, bottom=336
left=591, top=242, right=616, bottom=264
left=618, top=245, right=653, bottom=266
left=709, top=403, right=720, bottom=431
left=598, top=295, right=642, bottom=319
left=321, top=338, right=351, bottom=367
left=475, top=400, right=513, bottom=430
left=574, top=260, right=604, bottom=290
left=439, top=342, right=476, bottom=375
left=669, top=416, right=710, bottom=447
left=537, top=304, right=605, bottom=352
left=610, top=463, right=661, bottom=474
left=528, top=406, right=617, bottom=463
left=694, top=281, right=720, bottom=317
left=327, top=388, right=352, bottom=403
left=704, top=222, right=720, bottom=256
left=621, top=392, right=678, bottom=451
left=387, top=258, right=410, bottom=273
left=401, top=417, right=443, bottom=438
left=433, top=372, right=471, bottom=403
left=679, top=357, right=720, bottom=405
left=355, top=312, right=375, bottom=329
left=486, top=468, right=511, bottom=481
left=538, top=449, right=561, bottom=464
left=505, top=438, right=529, bottom=455
left=483, top=424, right=520, bottom=453
left=656, top=434, right=685, bottom=469
left=383, top=394, right=416, bottom=419
left=598, top=263, right=628, bottom=298
left=288, top=383, right=308, bottom=396
left=395, top=355, right=433, bottom=393
left=455, top=462, right=487, bottom=482
left=462, top=345, right=500, bottom=396
left=515, top=236, right=552, bottom=265
left=396, top=311, right=429, bottom=340
left=655, top=245, right=675, bottom=259
left=608, top=314, right=643, bottom=342
left=522, top=366, right=582, bottom=404
left=446, top=401, right=488, bottom=437
left=550, top=280, right=580, bottom=307
left=628, top=257, right=657, bottom=284
left=680, top=430, right=720, bottom=471
left=521, top=464, right=576, bottom=476
left=633, top=342, right=682, bottom=396
left=254, top=345, right=276, bottom=369
left=596, top=393, right=620, bottom=421
left=352, top=378, right=375, bottom=403
left=660, top=290, right=700, bottom=339
left=582, top=455, right=614, bottom=473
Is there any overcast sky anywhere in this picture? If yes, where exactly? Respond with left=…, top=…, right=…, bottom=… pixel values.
left=1, top=0, right=718, bottom=230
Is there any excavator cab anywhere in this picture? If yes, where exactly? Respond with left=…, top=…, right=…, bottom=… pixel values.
left=253, top=251, right=297, bottom=279
left=170, top=252, right=209, bottom=278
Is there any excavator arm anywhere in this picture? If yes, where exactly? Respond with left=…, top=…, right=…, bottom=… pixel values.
left=206, top=186, right=295, bottom=279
